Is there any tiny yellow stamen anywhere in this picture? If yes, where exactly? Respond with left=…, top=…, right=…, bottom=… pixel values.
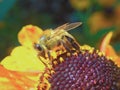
left=44, top=73, right=51, bottom=79
left=73, top=52, right=78, bottom=56
left=57, top=50, right=62, bottom=55
left=80, top=45, right=94, bottom=52
left=59, top=57, right=64, bottom=63
left=89, top=49, right=94, bottom=54
left=53, top=61, right=58, bottom=65
left=67, top=53, right=71, bottom=56
left=98, top=52, right=103, bottom=56
left=51, top=70, right=55, bottom=75
left=50, top=51, right=57, bottom=59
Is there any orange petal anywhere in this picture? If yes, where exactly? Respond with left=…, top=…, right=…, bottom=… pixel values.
left=100, top=32, right=120, bottom=67
left=100, top=31, right=113, bottom=53
left=0, top=65, right=40, bottom=90
left=18, top=25, right=43, bottom=48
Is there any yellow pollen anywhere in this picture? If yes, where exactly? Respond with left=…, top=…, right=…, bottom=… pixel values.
left=84, top=45, right=91, bottom=50
left=50, top=51, right=57, bottom=59
left=73, top=52, right=78, bottom=56
left=44, top=73, right=51, bottom=79
left=89, top=49, right=94, bottom=54
left=98, top=52, right=103, bottom=56
left=67, top=53, right=71, bottom=56
left=58, top=50, right=63, bottom=55
left=59, top=57, right=64, bottom=63
left=53, top=61, right=58, bottom=65
left=51, top=70, right=55, bottom=75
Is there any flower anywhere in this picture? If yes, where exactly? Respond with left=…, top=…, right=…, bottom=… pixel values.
left=0, top=24, right=120, bottom=90
left=38, top=45, right=120, bottom=90
left=1, top=25, right=45, bottom=72
left=38, top=32, right=120, bottom=89
left=69, top=0, right=91, bottom=11
left=0, top=25, right=45, bottom=90
left=88, top=4, right=120, bottom=34
left=97, top=0, right=116, bottom=7
left=88, top=12, right=114, bottom=34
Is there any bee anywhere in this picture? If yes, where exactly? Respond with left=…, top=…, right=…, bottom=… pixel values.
left=34, top=22, right=82, bottom=59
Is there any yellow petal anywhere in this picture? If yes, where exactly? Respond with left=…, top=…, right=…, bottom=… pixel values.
left=1, top=46, right=45, bottom=72
left=18, top=25, right=43, bottom=48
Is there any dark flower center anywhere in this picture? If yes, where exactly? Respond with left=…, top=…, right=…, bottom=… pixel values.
left=48, top=47, right=120, bottom=90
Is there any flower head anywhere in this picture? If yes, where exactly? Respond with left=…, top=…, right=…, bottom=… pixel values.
left=0, top=24, right=120, bottom=90
left=37, top=31, right=120, bottom=89
left=38, top=45, right=120, bottom=90
left=0, top=25, right=45, bottom=90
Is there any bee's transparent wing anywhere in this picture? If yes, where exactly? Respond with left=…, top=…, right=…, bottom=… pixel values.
left=64, top=22, right=82, bottom=31
left=55, top=22, right=82, bottom=31
left=55, top=23, right=69, bottom=30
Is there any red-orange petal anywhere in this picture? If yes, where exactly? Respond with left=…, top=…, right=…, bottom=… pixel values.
left=0, top=65, right=41, bottom=90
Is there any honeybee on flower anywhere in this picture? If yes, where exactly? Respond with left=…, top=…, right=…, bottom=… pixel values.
left=34, top=22, right=82, bottom=64
left=36, top=25, right=120, bottom=89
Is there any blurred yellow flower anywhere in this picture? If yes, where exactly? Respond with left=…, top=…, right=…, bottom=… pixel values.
left=88, top=12, right=114, bottom=34
left=69, top=0, right=91, bottom=11
left=98, top=0, right=116, bottom=7
left=88, top=4, right=120, bottom=34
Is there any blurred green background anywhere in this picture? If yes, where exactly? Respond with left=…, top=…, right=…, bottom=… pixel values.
left=0, top=0, right=120, bottom=60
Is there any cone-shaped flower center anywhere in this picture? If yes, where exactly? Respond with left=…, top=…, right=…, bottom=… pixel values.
left=38, top=46, right=120, bottom=90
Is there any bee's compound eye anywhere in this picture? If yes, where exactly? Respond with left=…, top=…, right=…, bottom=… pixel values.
left=34, top=43, right=43, bottom=51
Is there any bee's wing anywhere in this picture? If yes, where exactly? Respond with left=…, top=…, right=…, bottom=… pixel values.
left=55, top=22, right=82, bottom=31
left=54, top=23, right=69, bottom=30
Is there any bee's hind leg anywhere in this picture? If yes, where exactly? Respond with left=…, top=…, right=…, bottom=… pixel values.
left=63, top=35, right=80, bottom=50
left=59, top=39, right=72, bottom=52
